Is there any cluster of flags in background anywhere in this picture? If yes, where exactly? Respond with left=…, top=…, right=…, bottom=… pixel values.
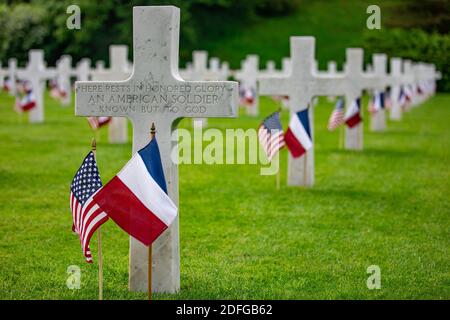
left=259, top=84, right=422, bottom=161
left=327, top=97, right=362, bottom=131
left=70, top=137, right=178, bottom=263
left=49, top=78, right=67, bottom=100
left=258, top=109, right=313, bottom=161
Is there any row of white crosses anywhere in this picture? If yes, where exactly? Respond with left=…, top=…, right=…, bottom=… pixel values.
left=0, top=5, right=441, bottom=295
left=259, top=37, right=440, bottom=186
left=16, top=50, right=56, bottom=123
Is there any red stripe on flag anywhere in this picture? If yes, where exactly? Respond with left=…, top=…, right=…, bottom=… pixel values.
left=21, top=101, right=36, bottom=111
left=93, top=176, right=168, bottom=246
left=284, top=128, right=306, bottom=158
left=345, top=113, right=362, bottom=128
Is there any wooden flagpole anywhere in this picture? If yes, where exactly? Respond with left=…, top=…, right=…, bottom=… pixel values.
left=148, top=122, right=156, bottom=301
left=91, top=138, right=103, bottom=301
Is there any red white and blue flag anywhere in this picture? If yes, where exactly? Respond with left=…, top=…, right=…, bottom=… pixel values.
left=70, top=152, right=108, bottom=263
left=398, top=86, right=407, bottom=107
left=3, top=78, right=11, bottom=92
left=368, top=91, right=385, bottom=114
left=93, top=138, right=178, bottom=246
left=284, top=109, right=312, bottom=158
left=239, top=86, right=256, bottom=106
left=87, top=117, right=111, bottom=130
left=15, top=83, right=36, bottom=112
left=327, top=97, right=345, bottom=131
left=344, top=97, right=362, bottom=128
left=258, top=111, right=285, bottom=160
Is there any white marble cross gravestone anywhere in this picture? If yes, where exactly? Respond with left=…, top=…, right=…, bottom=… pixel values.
left=7, top=58, right=18, bottom=96
left=368, top=54, right=388, bottom=132
left=75, top=6, right=238, bottom=293
left=73, top=58, right=91, bottom=82
left=235, top=54, right=259, bottom=116
left=56, top=55, right=73, bottom=106
left=343, top=48, right=385, bottom=150
left=90, top=45, right=131, bottom=144
left=260, top=37, right=357, bottom=186
left=16, top=50, right=56, bottom=123
left=388, top=58, right=403, bottom=121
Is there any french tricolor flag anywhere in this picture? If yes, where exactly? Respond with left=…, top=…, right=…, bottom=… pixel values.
left=344, top=97, right=362, bottom=128
left=284, top=109, right=312, bottom=158
left=93, top=138, right=177, bottom=246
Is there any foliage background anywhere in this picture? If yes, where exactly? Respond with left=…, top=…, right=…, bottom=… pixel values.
left=0, top=0, right=448, bottom=91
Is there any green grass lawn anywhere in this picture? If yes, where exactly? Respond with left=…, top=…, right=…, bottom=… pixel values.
left=0, top=91, right=449, bottom=300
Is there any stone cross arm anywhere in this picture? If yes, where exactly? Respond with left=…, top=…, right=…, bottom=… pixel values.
left=258, top=76, right=290, bottom=96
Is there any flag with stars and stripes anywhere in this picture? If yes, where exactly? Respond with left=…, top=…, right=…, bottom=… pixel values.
left=70, top=152, right=108, bottom=263
left=258, top=111, right=285, bottom=160
left=327, top=97, right=345, bottom=131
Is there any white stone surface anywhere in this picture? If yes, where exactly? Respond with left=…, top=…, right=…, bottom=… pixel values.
left=75, top=6, right=238, bottom=293
left=16, top=50, right=56, bottom=123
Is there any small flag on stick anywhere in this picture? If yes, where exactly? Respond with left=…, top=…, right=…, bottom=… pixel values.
left=69, top=151, right=108, bottom=263
left=258, top=111, right=285, bottom=161
left=327, top=97, right=345, bottom=131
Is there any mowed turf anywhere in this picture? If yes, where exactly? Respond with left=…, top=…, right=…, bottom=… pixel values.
left=0, top=91, right=449, bottom=300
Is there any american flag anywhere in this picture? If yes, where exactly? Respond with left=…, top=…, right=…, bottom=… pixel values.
left=87, top=117, right=111, bottom=130
left=327, top=97, right=345, bottom=131
left=70, top=152, right=108, bottom=263
left=258, top=111, right=285, bottom=160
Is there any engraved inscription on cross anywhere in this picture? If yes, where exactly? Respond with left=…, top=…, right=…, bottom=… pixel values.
left=75, top=6, right=238, bottom=293
left=16, top=50, right=56, bottom=123
left=259, top=37, right=354, bottom=187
